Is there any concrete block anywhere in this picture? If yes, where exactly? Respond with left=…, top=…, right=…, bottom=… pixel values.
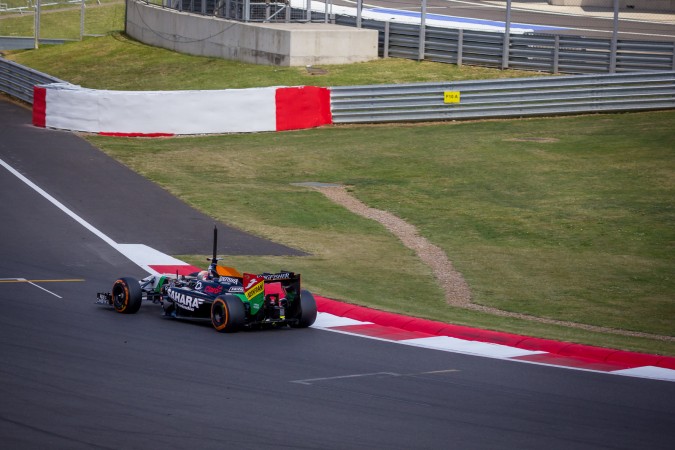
left=126, top=1, right=379, bottom=67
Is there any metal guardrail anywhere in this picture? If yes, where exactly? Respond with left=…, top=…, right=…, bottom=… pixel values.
left=330, top=71, right=675, bottom=124
left=0, top=37, right=73, bottom=51
left=0, top=57, right=64, bottom=103
left=331, top=15, right=675, bottom=75
left=2, top=58, right=673, bottom=125
left=154, top=0, right=675, bottom=75
left=159, top=0, right=308, bottom=22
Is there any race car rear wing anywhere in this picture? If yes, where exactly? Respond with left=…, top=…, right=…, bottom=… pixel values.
left=211, top=226, right=301, bottom=299
left=244, top=271, right=301, bottom=304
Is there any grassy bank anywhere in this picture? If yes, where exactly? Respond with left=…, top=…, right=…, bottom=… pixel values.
left=87, top=112, right=675, bottom=355
left=7, top=31, right=541, bottom=90
left=0, top=0, right=125, bottom=40
left=3, top=8, right=673, bottom=355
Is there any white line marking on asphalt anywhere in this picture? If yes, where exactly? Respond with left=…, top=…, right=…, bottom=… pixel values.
left=418, top=369, right=461, bottom=375
left=0, top=157, right=164, bottom=274
left=291, top=372, right=402, bottom=385
left=19, top=278, right=63, bottom=299
left=0, top=157, right=119, bottom=249
left=291, top=368, right=460, bottom=385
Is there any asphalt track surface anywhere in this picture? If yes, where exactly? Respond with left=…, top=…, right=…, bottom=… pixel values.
left=336, top=0, right=675, bottom=39
left=1, top=98, right=675, bottom=449
left=0, top=98, right=302, bottom=257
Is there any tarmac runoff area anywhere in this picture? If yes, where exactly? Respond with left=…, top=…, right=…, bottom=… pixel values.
left=2, top=159, right=674, bottom=383
left=298, top=0, right=675, bottom=33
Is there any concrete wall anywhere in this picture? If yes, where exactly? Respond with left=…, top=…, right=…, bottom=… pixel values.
left=548, top=0, right=675, bottom=12
left=125, top=0, right=378, bottom=66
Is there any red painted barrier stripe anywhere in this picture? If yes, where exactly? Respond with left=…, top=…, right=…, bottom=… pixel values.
left=99, top=132, right=175, bottom=138
left=275, top=86, right=332, bottom=131
left=32, top=86, right=47, bottom=128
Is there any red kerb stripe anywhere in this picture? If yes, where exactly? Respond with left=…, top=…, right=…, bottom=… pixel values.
left=314, top=296, right=675, bottom=369
left=99, top=132, right=175, bottom=138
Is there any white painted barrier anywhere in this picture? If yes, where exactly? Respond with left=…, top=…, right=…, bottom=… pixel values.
left=33, top=84, right=332, bottom=136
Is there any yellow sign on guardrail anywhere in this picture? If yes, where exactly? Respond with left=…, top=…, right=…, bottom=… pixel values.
left=444, top=91, right=461, bottom=104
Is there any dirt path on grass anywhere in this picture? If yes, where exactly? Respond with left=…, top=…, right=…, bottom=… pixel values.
left=318, top=185, right=473, bottom=307
left=312, top=185, right=674, bottom=343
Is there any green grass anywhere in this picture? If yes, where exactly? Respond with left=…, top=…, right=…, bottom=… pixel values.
left=7, top=31, right=542, bottom=89
left=3, top=8, right=674, bottom=355
left=0, top=0, right=125, bottom=39
left=86, top=112, right=675, bottom=356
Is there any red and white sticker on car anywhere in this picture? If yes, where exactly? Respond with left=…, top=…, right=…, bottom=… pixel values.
left=243, top=273, right=264, bottom=301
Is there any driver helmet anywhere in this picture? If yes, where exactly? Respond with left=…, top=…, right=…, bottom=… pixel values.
left=198, top=270, right=210, bottom=281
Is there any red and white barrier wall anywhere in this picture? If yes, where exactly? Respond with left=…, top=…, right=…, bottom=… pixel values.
left=32, top=83, right=332, bottom=136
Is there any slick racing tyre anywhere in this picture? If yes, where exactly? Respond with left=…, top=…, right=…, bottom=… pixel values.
left=290, top=290, right=317, bottom=328
left=211, top=295, right=245, bottom=333
left=111, top=277, right=142, bottom=314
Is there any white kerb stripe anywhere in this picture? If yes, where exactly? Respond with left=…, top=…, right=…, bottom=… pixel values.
left=400, top=336, right=545, bottom=359
left=612, top=366, right=675, bottom=382
left=311, top=313, right=371, bottom=328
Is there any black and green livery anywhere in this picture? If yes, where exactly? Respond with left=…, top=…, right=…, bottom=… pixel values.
left=96, top=229, right=317, bottom=332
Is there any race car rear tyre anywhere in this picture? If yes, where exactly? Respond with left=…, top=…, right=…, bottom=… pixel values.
left=211, top=295, right=245, bottom=333
left=111, top=277, right=142, bottom=314
left=290, top=289, right=317, bottom=328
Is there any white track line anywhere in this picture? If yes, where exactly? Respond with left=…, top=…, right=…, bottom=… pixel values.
left=1, top=157, right=171, bottom=275
left=0, top=157, right=118, bottom=249
left=22, top=278, right=63, bottom=299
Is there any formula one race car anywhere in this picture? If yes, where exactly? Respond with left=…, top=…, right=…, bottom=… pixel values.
left=96, top=228, right=317, bottom=332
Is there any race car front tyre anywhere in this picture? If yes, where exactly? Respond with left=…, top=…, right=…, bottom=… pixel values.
left=211, top=295, right=245, bottom=333
left=290, top=289, right=317, bottom=328
left=111, top=277, right=142, bottom=314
